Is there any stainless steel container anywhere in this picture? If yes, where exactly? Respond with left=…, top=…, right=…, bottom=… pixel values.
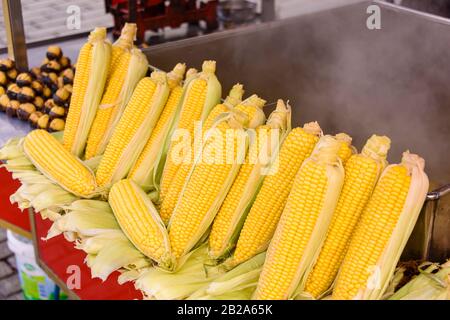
left=143, top=0, right=450, bottom=261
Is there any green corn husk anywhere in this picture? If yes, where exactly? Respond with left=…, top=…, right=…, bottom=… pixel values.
left=88, top=232, right=151, bottom=281
left=189, top=252, right=266, bottom=300
left=45, top=200, right=119, bottom=240
left=134, top=244, right=225, bottom=300
left=389, top=261, right=450, bottom=300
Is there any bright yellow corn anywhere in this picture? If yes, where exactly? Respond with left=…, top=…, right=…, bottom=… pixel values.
left=63, top=28, right=111, bottom=157
left=332, top=151, right=429, bottom=300
left=108, top=23, right=136, bottom=77
left=254, top=136, right=344, bottom=300
left=23, top=130, right=98, bottom=197
left=159, top=84, right=244, bottom=224
left=228, top=122, right=322, bottom=267
left=159, top=61, right=222, bottom=206
left=85, top=47, right=148, bottom=159
left=303, top=135, right=391, bottom=298
left=96, top=73, right=170, bottom=188
left=128, top=63, right=187, bottom=191
left=168, top=95, right=266, bottom=261
left=209, top=100, right=291, bottom=260
left=109, top=179, right=173, bottom=269
left=335, top=133, right=355, bottom=164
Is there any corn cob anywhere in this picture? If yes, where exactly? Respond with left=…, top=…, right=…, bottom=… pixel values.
left=128, top=63, right=187, bottom=191
left=332, top=151, right=429, bottom=300
left=168, top=95, right=266, bottom=261
left=108, top=23, right=136, bottom=78
left=159, top=84, right=244, bottom=224
left=335, top=133, right=355, bottom=164
left=63, top=27, right=111, bottom=157
left=95, top=72, right=170, bottom=188
left=23, top=130, right=99, bottom=198
left=254, top=136, right=345, bottom=300
left=109, top=180, right=173, bottom=269
left=85, top=47, right=148, bottom=159
left=227, top=122, right=322, bottom=267
left=208, top=100, right=292, bottom=260
left=159, top=61, right=222, bottom=206
left=302, top=135, right=391, bottom=299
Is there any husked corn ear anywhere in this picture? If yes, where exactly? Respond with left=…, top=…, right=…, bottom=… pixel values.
left=209, top=100, right=291, bottom=260
left=108, top=23, right=136, bottom=77
left=335, top=133, right=355, bottom=164
left=303, top=135, right=391, bottom=298
left=168, top=95, right=266, bottom=261
left=254, top=136, right=344, bottom=300
left=109, top=179, right=173, bottom=269
left=63, top=27, right=111, bottom=157
left=23, top=130, right=99, bottom=197
left=228, top=122, right=322, bottom=267
left=159, top=84, right=244, bottom=224
left=159, top=61, right=222, bottom=206
left=85, top=47, right=148, bottom=159
left=332, top=151, right=429, bottom=300
left=96, top=72, right=170, bottom=188
left=128, top=63, right=187, bottom=191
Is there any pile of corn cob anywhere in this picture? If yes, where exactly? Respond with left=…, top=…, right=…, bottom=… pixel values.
left=0, top=25, right=433, bottom=300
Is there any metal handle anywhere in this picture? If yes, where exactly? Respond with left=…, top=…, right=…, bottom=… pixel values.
left=427, top=184, right=450, bottom=200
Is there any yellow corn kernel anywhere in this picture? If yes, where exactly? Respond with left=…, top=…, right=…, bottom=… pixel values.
left=335, top=133, right=355, bottom=164
left=159, top=61, right=221, bottom=206
left=168, top=95, right=266, bottom=261
left=159, top=84, right=244, bottom=224
left=254, top=136, right=344, bottom=300
left=229, top=122, right=322, bottom=266
left=128, top=63, right=187, bottom=191
left=109, top=179, right=173, bottom=269
left=63, top=28, right=111, bottom=157
left=96, top=73, right=169, bottom=188
left=303, top=135, right=391, bottom=298
left=23, top=130, right=97, bottom=197
left=209, top=100, right=291, bottom=259
left=332, top=152, right=429, bottom=300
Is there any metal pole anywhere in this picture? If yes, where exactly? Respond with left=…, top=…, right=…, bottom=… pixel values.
left=128, top=0, right=137, bottom=23
left=2, top=0, right=28, bottom=71
left=261, top=0, right=275, bottom=22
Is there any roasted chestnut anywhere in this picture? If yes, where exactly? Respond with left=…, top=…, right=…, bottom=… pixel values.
left=0, top=94, right=10, bottom=112
left=53, top=87, right=70, bottom=106
left=62, top=68, right=74, bottom=85
left=33, top=96, right=44, bottom=111
left=16, top=73, right=32, bottom=87
left=30, top=67, right=41, bottom=79
left=49, top=105, right=65, bottom=119
left=46, top=46, right=63, bottom=61
left=42, top=86, right=52, bottom=99
left=6, top=100, right=20, bottom=117
left=59, top=56, right=71, bottom=69
left=48, top=118, right=65, bottom=132
left=37, top=114, right=50, bottom=130
left=17, top=87, right=35, bottom=103
left=6, top=83, right=20, bottom=100
left=17, top=103, right=36, bottom=121
left=31, top=80, right=44, bottom=96
left=44, top=98, right=56, bottom=114
left=7, top=68, right=18, bottom=81
left=0, top=58, right=14, bottom=71
left=29, top=111, right=44, bottom=128
left=0, top=71, right=8, bottom=86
